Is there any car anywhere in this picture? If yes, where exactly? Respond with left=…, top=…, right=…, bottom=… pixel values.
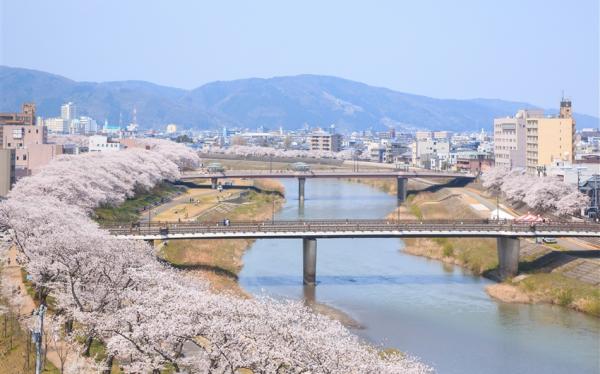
left=542, top=237, right=557, bottom=244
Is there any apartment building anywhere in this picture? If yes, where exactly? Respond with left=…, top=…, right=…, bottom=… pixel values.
left=309, top=130, right=342, bottom=152
left=526, top=99, right=575, bottom=174
left=0, top=103, right=63, bottom=177
left=493, top=109, right=542, bottom=169
left=0, top=103, right=36, bottom=126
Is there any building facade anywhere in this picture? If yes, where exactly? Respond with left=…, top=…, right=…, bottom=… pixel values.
left=89, top=135, right=124, bottom=152
left=44, top=117, right=68, bottom=133
left=0, top=103, right=62, bottom=177
left=309, top=131, right=342, bottom=152
left=411, top=136, right=450, bottom=168
left=0, top=103, right=36, bottom=126
left=493, top=109, right=540, bottom=169
left=0, top=149, right=16, bottom=197
left=61, top=102, right=77, bottom=121
left=526, top=100, right=575, bottom=174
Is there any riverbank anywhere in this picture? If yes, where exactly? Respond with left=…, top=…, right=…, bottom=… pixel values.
left=353, top=177, right=600, bottom=317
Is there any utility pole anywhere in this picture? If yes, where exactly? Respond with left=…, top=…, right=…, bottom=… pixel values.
left=33, top=304, right=46, bottom=374
left=496, top=195, right=500, bottom=221
left=271, top=195, right=275, bottom=223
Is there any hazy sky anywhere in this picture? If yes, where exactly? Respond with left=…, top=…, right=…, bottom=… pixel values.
left=1, top=0, right=599, bottom=116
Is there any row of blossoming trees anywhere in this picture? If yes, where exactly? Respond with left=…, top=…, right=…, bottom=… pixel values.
left=481, top=167, right=589, bottom=216
left=0, top=140, right=430, bottom=373
left=207, top=145, right=356, bottom=160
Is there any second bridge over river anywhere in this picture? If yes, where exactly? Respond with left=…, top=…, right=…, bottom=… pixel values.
left=180, top=169, right=476, bottom=202
left=105, top=219, right=599, bottom=285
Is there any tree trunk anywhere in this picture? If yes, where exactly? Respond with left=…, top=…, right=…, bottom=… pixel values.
left=65, top=319, right=73, bottom=334
left=83, top=335, right=94, bottom=356
left=102, top=354, right=114, bottom=374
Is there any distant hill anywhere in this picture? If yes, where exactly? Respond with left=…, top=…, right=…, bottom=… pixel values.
left=0, top=66, right=596, bottom=132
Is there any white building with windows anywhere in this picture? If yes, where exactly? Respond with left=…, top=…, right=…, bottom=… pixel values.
left=79, top=116, right=98, bottom=134
left=411, top=136, right=450, bottom=168
left=43, top=117, right=68, bottom=133
left=88, top=135, right=124, bottom=152
left=61, top=102, right=77, bottom=121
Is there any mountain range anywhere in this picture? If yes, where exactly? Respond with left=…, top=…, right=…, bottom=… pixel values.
left=0, top=66, right=597, bottom=132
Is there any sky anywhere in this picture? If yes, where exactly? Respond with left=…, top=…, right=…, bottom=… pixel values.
left=1, top=0, right=599, bottom=116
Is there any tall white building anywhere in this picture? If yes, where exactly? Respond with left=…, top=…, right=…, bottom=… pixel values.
left=61, top=102, right=77, bottom=121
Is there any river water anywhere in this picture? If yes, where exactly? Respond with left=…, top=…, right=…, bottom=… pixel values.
left=238, top=179, right=600, bottom=373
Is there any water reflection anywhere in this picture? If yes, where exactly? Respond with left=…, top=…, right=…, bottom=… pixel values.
left=243, top=274, right=484, bottom=287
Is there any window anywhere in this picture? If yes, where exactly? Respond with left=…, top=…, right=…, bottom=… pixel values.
left=23, top=154, right=26, bottom=161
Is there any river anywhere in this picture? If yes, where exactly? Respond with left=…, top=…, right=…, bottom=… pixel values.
left=238, top=179, right=600, bottom=373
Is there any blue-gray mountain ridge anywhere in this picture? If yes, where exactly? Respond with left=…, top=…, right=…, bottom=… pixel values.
left=0, top=66, right=596, bottom=132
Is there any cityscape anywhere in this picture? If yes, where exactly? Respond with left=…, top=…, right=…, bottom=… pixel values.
left=0, top=1, right=599, bottom=374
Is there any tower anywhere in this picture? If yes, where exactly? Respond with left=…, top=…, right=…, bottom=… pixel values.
left=132, top=107, right=137, bottom=125
left=559, top=95, right=572, bottom=119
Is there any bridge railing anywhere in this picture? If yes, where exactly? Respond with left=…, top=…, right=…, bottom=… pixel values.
left=181, top=169, right=477, bottom=178
left=102, top=219, right=600, bottom=236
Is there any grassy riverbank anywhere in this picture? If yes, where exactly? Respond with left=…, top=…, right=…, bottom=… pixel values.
left=94, top=182, right=181, bottom=223
left=355, top=177, right=600, bottom=317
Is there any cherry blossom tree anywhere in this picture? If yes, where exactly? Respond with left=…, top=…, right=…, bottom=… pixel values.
left=482, top=167, right=590, bottom=216
left=0, top=139, right=432, bottom=373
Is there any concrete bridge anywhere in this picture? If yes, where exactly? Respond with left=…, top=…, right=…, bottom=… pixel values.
left=180, top=170, right=476, bottom=202
left=104, top=219, right=599, bottom=284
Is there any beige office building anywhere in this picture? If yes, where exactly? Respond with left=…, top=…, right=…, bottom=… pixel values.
left=526, top=100, right=575, bottom=174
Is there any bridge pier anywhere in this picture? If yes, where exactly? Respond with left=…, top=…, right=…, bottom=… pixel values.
left=397, top=177, right=407, bottom=202
left=303, top=237, right=317, bottom=285
left=497, top=237, right=520, bottom=279
left=298, top=177, right=306, bottom=202
left=211, top=177, right=218, bottom=189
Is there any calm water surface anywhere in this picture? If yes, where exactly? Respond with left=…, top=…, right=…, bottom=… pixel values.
left=239, top=179, right=600, bottom=374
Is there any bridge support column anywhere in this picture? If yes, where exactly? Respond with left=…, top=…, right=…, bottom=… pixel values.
left=211, top=177, right=218, bottom=189
left=298, top=177, right=306, bottom=202
left=397, top=177, right=407, bottom=202
left=303, top=238, right=317, bottom=286
left=497, top=237, right=520, bottom=279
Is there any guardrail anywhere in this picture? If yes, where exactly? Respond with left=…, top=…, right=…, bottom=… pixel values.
left=102, top=219, right=600, bottom=237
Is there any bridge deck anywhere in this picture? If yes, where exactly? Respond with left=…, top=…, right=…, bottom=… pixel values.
left=104, top=219, right=600, bottom=240
left=181, top=170, right=476, bottom=180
